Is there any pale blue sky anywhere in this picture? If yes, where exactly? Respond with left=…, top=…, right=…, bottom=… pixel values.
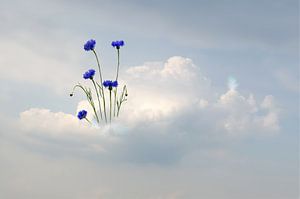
left=0, top=0, right=299, bottom=198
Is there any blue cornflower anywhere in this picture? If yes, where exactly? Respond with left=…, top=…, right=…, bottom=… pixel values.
left=83, top=69, right=96, bottom=79
left=77, top=110, right=87, bottom=120
left=111, top=40, right=125, bottom=49
left=84, top=39, right=96, bottom=51
left=103, top=80, right=118, bottom=90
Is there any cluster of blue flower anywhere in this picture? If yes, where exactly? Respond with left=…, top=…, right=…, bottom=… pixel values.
left=77, top=110, right=87, bottom=120
left=83, top=69, right=95, bottom=79
left=71, top=39, right=128, bottom=124
left=111, top=40, right=124, bottom=49
left=103, top=80, right=118, bottom=90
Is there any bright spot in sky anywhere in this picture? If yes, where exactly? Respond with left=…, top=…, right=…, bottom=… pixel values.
left=228, top=76, right=238, bottom=90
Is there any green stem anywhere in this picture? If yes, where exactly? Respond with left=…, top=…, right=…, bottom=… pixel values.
left=114, top=49, right=120, bottom=117
left=117, top=103, right=121, bottom=117
left=109, top=89, right=112, bottom=123
left=71, top=84, right=87, bottom=96
left=91, top=101, right=99, bottom=123
left=91, top=79, right=103, bottom=120
left=92, top=49, right=107, bottom=123
left=113, top=89, right=117, bottom=117
left=115, top=49, right=120, bottom=81
left=72, top=84, right=99, bottom=123
left=92, top=49, right=103, bottom=83
left=117, top=85, right=127, bottom=117
left=84, top=118, right=92, bottom=125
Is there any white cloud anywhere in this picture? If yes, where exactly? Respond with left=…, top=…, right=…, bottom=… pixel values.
left=0, top=1, right=297, bottom=198
left=216, top=90, right=279, bottom=135
left=19, top=108, right=90, bottom=135
left=261, top=95, right=276, bottom=110
left=258, top=95, right=280, bottom=131
left=161, top=56, right=198, bottom=80
left=18, top=56, right=281, bottom=163
left=122, top=56, right=212, bottom=121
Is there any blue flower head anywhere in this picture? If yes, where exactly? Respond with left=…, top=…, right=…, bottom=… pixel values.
left=111, top=40, right=125, bottom=49
left=83, top=69, right=96, bottom=79
left=103, top=80, right=118, bottom=90
left=77, top=110, right=87, bottom=120
left=84, top=39, right=96, bottom=51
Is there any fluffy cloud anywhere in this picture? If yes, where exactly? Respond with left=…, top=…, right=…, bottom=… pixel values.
left=123, top=56, right=212, bottom=121
left=216, top=90, right=279, bottom=135
left=18, top=56, right=280, bottom=163
left=20, top=108, right=90, bottom=135
left=122, top=56, right=279, bottom=135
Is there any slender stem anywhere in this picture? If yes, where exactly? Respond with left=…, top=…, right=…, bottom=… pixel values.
left=84, top=118, right=92, bottom=125
left=117, top=85, right=127, bottom=117
left=101, top=87, right=107, bottom=123
left=91, top=78, right=103, bottom=120
left=115, top=49, right=120, bottom=81
left=71, top=84, right=87, bottom=96
left=71, top=84, right=99, bottom=123
left=92, top=49, right=103, bottom=83
left=117, top=104, right=121, bottom=117
left=92, top=49, right=107, bottom=123
left=113, top=89, right=117, bottom=117
left=91, top=100, right=99, bottom=123
left=114, top=49, right=120, bottom=117
left=109, top=90, right=112, bottom=123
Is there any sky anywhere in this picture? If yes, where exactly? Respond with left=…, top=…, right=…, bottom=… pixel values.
left=0, top=0, right=299, bottom=198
